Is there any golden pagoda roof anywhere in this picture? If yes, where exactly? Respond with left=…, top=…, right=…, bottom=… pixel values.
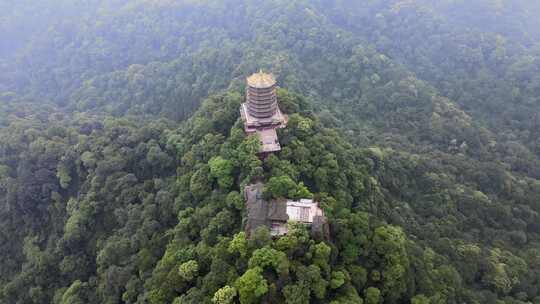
left=247, top=71, right=276, bottom=89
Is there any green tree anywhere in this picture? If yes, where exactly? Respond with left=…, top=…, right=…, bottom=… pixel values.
left=294, top=182, right=313, bottom=199
left=265, top=175, right=297, bottom=198
left=212, top=286, right=237, bottom=304
left=283, top=282, right=310, bottom=304
left=146, top=145, right=173, bottom=172
left=349, top=265, right=368, bottom=291
left=226, top=191, right=244, bottom=210
left=209, top=156, right=234, bottom=189
left=365, top=287, right=381, bottom=304
left=228, top=232, right=248, bottom=258
left=482, top=249, right=527, bottom=295
left=60, top=280, right=89, bottom=304
left=297, top=265, right=328, bottom=300
left=189, top=166, right=212, bottom=200
left=57, top=162, right=72, bottom=189
left=372, top=226, right=409, bottom=300
left=248, top=246, right=289, bottom=276
left=235, top=267, right=268, bottom=304
left=249, top=226, right=272, bottom=249
left=411, top=294, right=430, bottom=304
left=330, top=271, right=346, bottom=289
left=312, top=242, right=331, bottom=273
left=178, top=260, right=199, bottom=282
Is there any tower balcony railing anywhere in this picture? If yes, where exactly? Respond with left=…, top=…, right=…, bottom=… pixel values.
left=247, top=99, right=277, bottom=107
left=248, top=104, right=276, bottom=110
left=247, top=89, right=276, bottom=96
left=247, top=107, right=277, bottom=115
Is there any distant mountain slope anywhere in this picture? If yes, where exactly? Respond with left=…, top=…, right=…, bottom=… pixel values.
left=1, top=1, right=539, bottom=303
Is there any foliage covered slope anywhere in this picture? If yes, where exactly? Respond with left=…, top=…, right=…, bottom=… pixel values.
left=1, top=0, right=540, bottom=303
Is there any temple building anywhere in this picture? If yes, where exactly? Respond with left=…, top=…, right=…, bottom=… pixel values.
left=244, top=183, right=328, bottom=238
left=240, top=71, right=287, bottom=154
left=240, top=72, right=328, bottom=239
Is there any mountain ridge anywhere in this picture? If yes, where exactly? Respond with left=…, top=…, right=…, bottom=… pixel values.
left=1, top=1, right=539, bottom=303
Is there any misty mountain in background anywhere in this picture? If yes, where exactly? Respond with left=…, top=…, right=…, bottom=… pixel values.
left=1, top=1, right=539, bottom=303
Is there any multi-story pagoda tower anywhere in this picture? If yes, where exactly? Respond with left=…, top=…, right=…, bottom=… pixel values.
left=240, top=71, right=287, bottom=154
left=245, top=72, right=278, bottom=118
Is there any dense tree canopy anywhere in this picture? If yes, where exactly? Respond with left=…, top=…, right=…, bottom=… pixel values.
left=1, top=1, right=540, bottom=303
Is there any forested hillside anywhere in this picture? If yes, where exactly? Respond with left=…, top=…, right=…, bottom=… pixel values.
left=1, top=1, right=539, bottom=303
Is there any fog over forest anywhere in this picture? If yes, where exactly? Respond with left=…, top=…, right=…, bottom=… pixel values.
left=1, top=1, right=540, bottom=303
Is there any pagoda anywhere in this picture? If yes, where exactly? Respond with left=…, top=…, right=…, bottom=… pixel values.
left=240, top=71, right=287, bottom=154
